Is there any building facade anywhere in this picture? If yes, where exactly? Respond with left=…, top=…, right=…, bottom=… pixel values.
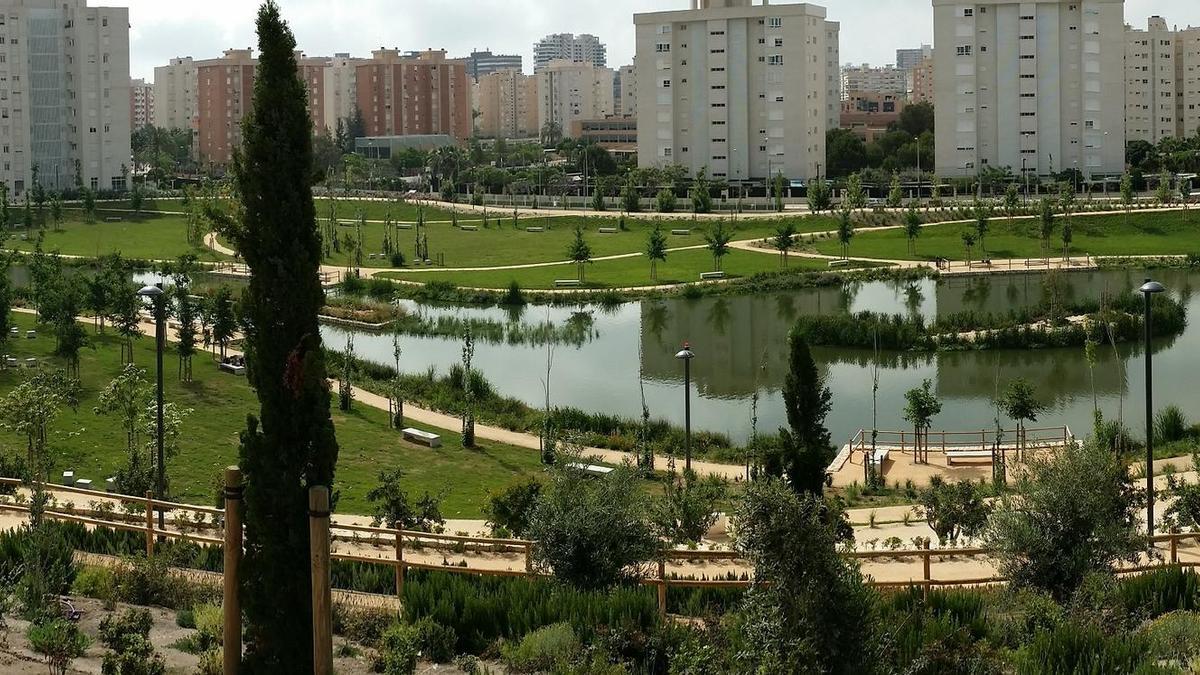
left=533, top=33, right=607, bottom=72
left=933, top=0, right=1126, bottom=179
left=841, top=91, right=907, bottom=140
left=152, top=57, right=196, bottom=131
left=617, top=63, right=638, bottom=118
left=324, top=53, right=367, bottom=133
left=0, top=0, right=131, bottom=195
left=475, top=68, right=538, bottom=138
left=130, top=78, right=153, bottom=130
left=634, top=0, right=831, bottom=182
left=570, top=116, right=637, bottom=155
left=910, top=56, right=935, bottom=104
left=896, top=44, right=934, bottom=70
left=536, top=59, right=615, bottom=139
left=468, top=49, right=522, bottom=81
left=841, top=63, right=909, bottom=97
left=1125, top=16, right=1200, bottom=144
left=825, top=20, right=841, bottom=130
left=356, top=49, right=472, bottom=141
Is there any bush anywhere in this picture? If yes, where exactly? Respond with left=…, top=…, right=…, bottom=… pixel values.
left=389, top=251, right=406, bottom=268
left=501, top=622, right=580, bottom=672
left=331, top=603, right=399, bottom=648
left=485, top=478, right=541, bottom=538
left=27, top=619, right=90, bottom=675
left=1143, top=611, right=1200, bottom=663
left=20, top=522, right=78, bottom=621
left=379, top=622, right=420, bottom=675
left=1015, top=621, right=1153, bottom=674
left=1119, top=567, right=1200, bottom=620
left=99, top=608, right=166, bottom=675
left=502, top=280, right=525, bottom=306
left=113, top=556, right=212, bottom=609
left=1156, top=406, right=1189, bottom=444
left=72, top=566, right=117, bottom=609
left=366, top=469, right=444, bottom=531
left=411, top=617, right=457, bottom=663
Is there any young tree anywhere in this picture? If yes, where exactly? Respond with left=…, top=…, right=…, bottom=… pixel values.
left=916, top=477, right=992, bottom=546
left=1038, top=198, right=1056, bottom=263
left=366, top=469, right=444, bottom=532
left=984, top=441, right=1141, bottom=600
left=0, top=183, right=9, bottom=230
left=844, top=172, right=867, bottom=213
left=704, top=220, right=733, bottom=272
left=337, top=334, right=354, bottom=412
left=771, top=221, right=797, bottom=267
left=886, top=172, right=903, bottom=209
left=1004, top=183, right=1020, bottom=226
left=772, top=171, right=786, bottom=212
left=460, top=328, right=476, bottom=447
left=49, top=192, right=63, bottom=231
left=1061, top=219, right=1073, bottom=262
left=621, top=177, right=641, bottom=213
left=960, top=229, right=976, bottom=265
left=763, top=332, right=833, bottom=495
left=1120, top=172, right=1135, bottom=229
left=212, top=4, right=341, bottom=669
left=807, top=178, right=832, bottom=213
left=109, top=281, right=143, bottom=364
left=1000, top=378, right=1046, bottom=459
left=1182, top=179, right=1192, bottom=223
left=566, top=226, right=592, bottom=282
left=973, top=199, right=990, bottom=260
left=837, top=208, right=854, bottom=260
left=1156, top=175, right=1173, bottom=205
left=82, top=188, right=97, bottom=224
left=210, top=286, right=237, bottom=360
left=645, top=225, right=667, bottom=282
left=175, top=287, right=198, bottom=382
left=129, top=182, right=144, bottom=216
left=690, top=169, right=712, bottom=214
left=95, top=364, right=151, bottom=461
left=652, top=465, right=728, bottom=545
left=655, top=188, right=677, bottom=213
left=903, top=379, right=941, bottom=464
left=904, top=203, right=922, bottom=256
left=0, top=369, right=81, bottom=479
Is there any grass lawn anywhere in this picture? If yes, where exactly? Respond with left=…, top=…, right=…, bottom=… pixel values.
left=8, top=210, right=228, bottom=262
left=0, top=312, right=548, bottom=518
left=812, top=209, right=1200, bottom=262
left=379, top=247, right=858, bottom=290
left=94, top=197, right=458, bottom=223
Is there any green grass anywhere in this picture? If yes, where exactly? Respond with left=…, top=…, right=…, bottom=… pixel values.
left=378, top=247, right=859, bottom=290
left=7, top=210, right=228, bottom=262
left=813, top=209, right=1200, bottom=262
left=0, top=312, right=548, bottom=518
left=95, top=197, right=458, bottom=223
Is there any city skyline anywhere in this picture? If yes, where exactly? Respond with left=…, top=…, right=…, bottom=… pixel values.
left=104, top=0, right=1200, bottom=81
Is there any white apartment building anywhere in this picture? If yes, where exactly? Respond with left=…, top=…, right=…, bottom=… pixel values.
left=323, top=53, right=367, bottom=133
left=841, top=63, right=910, bottom=97
left=617, top=63, right=638, bottom=118
left=1125, top=16, right=1200, bottom=143
left=152, top=57, right=196, bottom=131
left=0, top=0, right=131, bottom=196
left=634, top=0, right=833, bottom=182
left=933, top=0, right=1126, bottom=179
left=475, top=68, right=538, bottom=138
left=825, top=20, right=840, bottom=130
left=130, top=77, right=153, bottom=130
left=536, top=59, right=615, bottom=138
left=533, top=33, right=607, bottom=72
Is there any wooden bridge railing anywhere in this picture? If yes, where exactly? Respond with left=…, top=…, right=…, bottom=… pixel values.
left=847, top=426, right=1074, bottom=456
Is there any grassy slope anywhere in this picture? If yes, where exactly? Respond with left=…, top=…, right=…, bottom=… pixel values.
left=8, top=210, right=228, bottom=262
left=0, top=312, right=545, bottom=518
left=813, top=210, right=1200, bottom=261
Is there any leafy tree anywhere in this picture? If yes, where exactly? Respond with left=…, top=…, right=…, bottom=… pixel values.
left=1061, top=219, right=1073, bottom=261
left=1156, top=175, right=1173, bottom=205
left=904, top=203, right=922, bottom=255
left=645, top=225, right=667, bottom=282
left=903, top=379, right=941, bottom=464
left=82, top=188, right=97, bottom=224
left=174, top=285, right=198, bottom=382
left=366, top=469, right=445, bottom=532
left=1039, top=198, right=1056, bottom=262
left=528, top=448, right=657, bottom=590
left=98, top=608, right=166, bottom=675
left=460, top=329, right=476, bottom=447
left=1182, top=179, right=1192, bottom=223
left=49, top=192, right=63, bottom=231
left=895, top=100, right=935, bottom=137
left=763, top=332, right=833, bottom=495
left=690, top=169, right=712, bottom=214
left=984, top=441, right=1141, bottom=600
left=94, top=364, right=151, bottom=461
left=1004, top=183, right=1021, bottom=224
left=960, top=230, right=976, bottom=264
left=826, top=128, right=867, bottom=177
left=886, top=172, right=903, bottom=208
left=0, top=183, right=9, bottom=229
left=1000, top=378, right=1046, bottom=458
left=771, top=221, right=797, bottom=267
left=808, top=178, right=832, bottom=213
left=1120, top=172, right=1135, bottom=228
left=837, top=208, right=854, bottom=260
left=844, top=173, right=867, bottom=212
left=620, top=177, right=641, bottom=213
left=210, top=286, right=237, bottom=360
left=772, top=171, right=786, bottom=212
left=655, top=188, right=676, bottom=213
left=129, top=182, right=144, bottom=216
left=484, top=478, right=541, bottom=538
left=916, top=477, right=992, bottom=546
left=0, top=369, right=81, bottom=478
left=733, top=478, right=882, bottom=674
left=337, top=334, right=354, bottom=412
left=703, top=220, right=733, bottom=272
left=212, top=4, right=341, bottom=670
left=109, top=281, right=142, bottom=364
left=973, top=199, right=990, bottom=260
left=27, top=619, right=89, bottom=675
left=566, top=226, right=592, bottom=282
left=653, top=466, right=727, bottom=545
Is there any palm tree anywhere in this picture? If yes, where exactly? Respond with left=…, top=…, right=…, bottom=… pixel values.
left=704, top=220, right=733, bottom=272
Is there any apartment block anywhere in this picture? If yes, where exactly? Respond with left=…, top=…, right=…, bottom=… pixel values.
left=130, top=78, right=153, bottom=130
left=1125, top=16, right=1200, bottom=143
left=356, top=49, right=472, bottom=141
left=896, top=44, right=934, bottom=70
left=467, top=49, right=522, bottom=81
left=617, top=63, right=638, bottom=118
left=841, top=63, right=909, bottom=97
left=152, top=57, right=196, bottom=131
left=533, top=33, right=607, bottom=72
left=841, top=91, right=907, bottom=140
left=0, top=0, right=131, bottom=196
left=634, top=0, right=831, bottom=182
left=475, top=68, right=538, bottom=138
left=536, top=59, right=615, bottom=138
left=910, top=57, right=935, bottom=104
left=933, top=0, right=1126, bottom=179
left=825, top=20, right=840, bottom=130
left=324, top=53, right=367, bottom=133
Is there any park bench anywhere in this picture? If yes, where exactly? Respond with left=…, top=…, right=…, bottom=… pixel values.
left=62, top=471, right=75, bottom=487
left=57, top=597, right=82, bottom=622
left=946, top=450, right=994, bottom=466
left=219, top=362, right=247, bottom=376
left=670, top=229, right=691, bottom=236
left=867, top=448, right=890, bottom=468
left=567, top=462, right=614, bottom=478
left=828, top=259, right=850, bottom=268
left=26, top=330, right=36, bottom=339
left=397, top=223, right=413, bottom=230
left=700, top=271, right=726, bottom=281
left=337, top=220, right=356, bottom=227
left=554, top=279, right=582, bottom=288
left=105, top=477, right=117, bottom=493
left=24, top=358, right=37, bottom=369
left=598, top=228, right=618, bottom=234
left=104, top=216, right=122, bottom=222
left=402, top=428, right=442, bottom=448
left=460, top=225, right=479, bottom=231
left=526, top=227, right=545, bottom=233
left=9, top=326, right=18, bottom=335
left=4, top=357, right=16, bottom=369
left=75, top=479, right=93, bottom=490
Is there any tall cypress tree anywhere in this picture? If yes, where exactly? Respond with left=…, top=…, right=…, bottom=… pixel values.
left=221, top=3, right=339, bottom=671
left=764, top=331, right=833, bottom=495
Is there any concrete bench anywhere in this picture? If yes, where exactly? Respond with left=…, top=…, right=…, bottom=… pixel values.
left=402, top=428, right=442, bottom=448
left=867, top=448, right=890, bottom=467
left=598, top=227, right=618, bottom=234
left=554, top=279, right=582, bottom=288
left=700, top=271, right=726, bottom=280
left=4, top=357, right=16, bottom=369
left=75, top=479, right=93, bottom=490
left=26, top=330, right=36, bottom=339
left=828, top=259, right=850, bottom=268
left=368, top=253, right=379, bottom=260
left=219, top=362, right=246, bottom=376
left=671, top=229, right=691, bottom=236
left=62, top=471, right=75, bottom=487
left=24, top=358, right=37, bottom=369
left=460, top=225, right=479, bottom=231
left=337, top=220, right=356, bottom=227
left=525, top=227, right=545, bottom=233
left=397, top=223, right=413, bottom=230
left=9, top=326, right=17, bottom=335
left=946, top=450, right=994, bottom=466
left=105, top=477, right=117, bottom=493
left=567, top=462, right=614, bottom=478
left=104, top=216, right=122, bottom=222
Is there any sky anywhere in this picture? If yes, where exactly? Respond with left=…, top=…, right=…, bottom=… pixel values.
left=113, top=0, right=1200, bottom=81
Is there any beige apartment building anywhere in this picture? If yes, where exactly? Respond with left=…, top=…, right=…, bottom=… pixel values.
left=324, top=53, right=367, bottom=133
left=841, top=63, right=909, bottom=98
left=355, top=49, right=472, bottom=141
left=152, top=57, right=196, bottom=131
left=933, top=0, right=1126, bottom=179
left=475, top=69, right=538, bottom=138
left=130, top=78, right=153, bottom=130
left=0, top=0, right=131, bottom=195
left=617, top=63, right=638, bottom=118
left=1125, top=16, right=1200, bottom=144
left=536, top=59, right=615, bottom=139
left=910, top=57, right=935, bottom=104
left=825, top=20, right=840, bottom=130
left=634, top=0, right=834, bottom=182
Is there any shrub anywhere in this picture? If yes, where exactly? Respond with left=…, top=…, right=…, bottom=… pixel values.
left=1015, top=621, right=1153, bottom=674
left=27, top=619, right=90, bottom=675
left=484, top=478, right=541, bottom=538
left=331, top=603, right=399, bottom=647
left=411, top=617, right=457, bottom=663
left=1119, top=567, right=1200, bottom=620
left=379, top=622, right=421, bottom=675
left=1143, top=611, right=1200, bottom=663
left=20, top=522, right=78, bottom=621
left=502, top=280, right=526, bottom=306
left=99, top=608, right=166, bottom=675
left=113, top=556, right=211, bottom=609
left=193, top=603, right=223, bottom=651
left=389, top=251, right=406, bottom=268
left=366, top=469, right=445, bottom=531
left=1156, top=406, right=1189, bottom=444
left=72, top=566, right=117, bottom=609
left=501, top=622, right=580, bottom=672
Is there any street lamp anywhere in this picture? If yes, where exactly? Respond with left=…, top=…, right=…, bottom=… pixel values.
left=675, top=342, right=696, bottom=473
left=1140, top=278, right=1166, bottom=543
left=137, top=283, right=167, bottom=533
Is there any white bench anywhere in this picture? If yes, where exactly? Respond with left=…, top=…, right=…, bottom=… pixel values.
left=75, top=479, right=93, bottom=490
left=867, top=448, right=890, bottom=468
left=4, top=357, right=16, bottom=369
left=567, top=462, right=613, bottom=478
left=26, top=330, right=36, bottom=339
left=946, top=450, right=994, bottom=466
left=460, top=225, right=479, bottom=231
left=525, top=227, right=544, bottom=233
left=337, top=220, right=356, bottom=227
left=9, top=326, right=17, bottom=335
left=397, top=223, right=413, bottom=230
left=700, top=271, right=726, bottom=280
left=402, top=428, right=442, bottom=448
left=219, top=362, right=246, bottom=376
left=105, top=216, right=123, bottom=222
left=828, top=259, right=850, bottom=268
left=24, top=358, right=37, bottom=369
left=554, top=279, right=582, bottom=288
left=599, top=228, right=618, bottom=234
left=671, top=229, right=691, bottom=236
left=61, top=471, right=75, bottom=487
left=105, top=477, right=117, bottom=493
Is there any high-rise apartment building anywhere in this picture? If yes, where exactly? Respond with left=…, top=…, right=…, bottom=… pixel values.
left=910, top=57, right=935, bottom=105
left=356, top=49, right=472, bottom=141
left=152, top=57, right=196, bottom=131
left=896, top=44, right=934, bottom=71
left=841, top=63, right=910, bottom=97
left=468, top=49, right=522, bottom=81
left=1125, top=16, right=1200, bottom=144
left=537, top=59, right=615, bottom=138
left=475, top=69, right=538, bottom=138
left=617, top=63, right=638, bottom=118
left=324, top=53, right=367, bottom=133
left=825, top=20, right=841, bottom=130
left=933, top=0, right=1125, bottom=178
left=0, top=0, right=131, bottom=195
left=533, top=33, right=607, bottom=72
left=634, top=0, right=832, bottom=181
left=130, top=78, right=154, bottom=130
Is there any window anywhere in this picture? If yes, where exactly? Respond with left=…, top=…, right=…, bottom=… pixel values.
left=656, top=43, right=671, bottom=53
left=709, top=30, right=724, bottom=36
left=964, top=8, right=973, bottom=17
left=712, top=120, right=726, bottom=125
left=102, top=16, right=107, bottom=27
left=768, top=17, right=782, bottom=28
left=774, top=38, right=784, bottom=47
left=662, top=79, right=671, bottom=88
left=956, top=45, right=973, bottom=56
left=768, top=55, right=783, bottom=65
left=711, top=103, right=725, bottom=108
left=710, top=49, right=725, bottom=54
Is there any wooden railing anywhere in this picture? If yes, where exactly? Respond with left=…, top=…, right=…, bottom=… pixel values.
left=847, top=426, right=1073, bottom=456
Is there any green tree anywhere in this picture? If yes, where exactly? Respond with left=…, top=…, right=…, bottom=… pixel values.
left=0, top=183, right=9, bottom=229
left=366, top=469, right=444, bottom=532
left=1039, top=198, right=1056, bottom=262
left=210, top=286, right=237, bottom=360
left=620, top=177, right=641, bottom=213
left=175, top=286, right=198, bottom=382
left=1182, top=179, right=1192, bottom=223
left=771, top=221, right=797, bottom=267
left=49, top=192, right=63, bottom=231
left=28, top=619, right=89, bottom=675
left=984, top=441, right=1141, bottom=600
left=82, top=188, right=97, bottom=224
left=1000, top=378, right=1046, bottom=458
left=917, top=477, right=992, bottom=546
left=653, top=466, right=727, bottom=545
left=886, top=172, right=903, bottom=209
left=129, top=182, right=144, bottom=216
left=807, top=178, right=832, bottom=213
left=690, top=169, right=712, bottom=214
left=655, top=188, right=676, bottom=213
left=645, top=225, right=667, bottom=282
left=904, top=203, right=922, bottom=256
left=837, top=208, right=854, bottom=260
left=213, top=4, right=341, bottom=670
left=703, top=220, right=732, bottom=272
left=961, top=230, right=976, bottom=264
left=1004, top=183, right=1021, bottom=225
left=844, top=172, right=867, bottom=213
left=763, top=332, right=833, bottom=495
left=566, top=226, right=592, bottom=282
left=1156, top=175, right=1173, bottom=205
left=903, top=379, right=941, bottom=464
left=460, top=329, right=476, bottom=447
left=484, top=478, right=541, bottom=538
left=772, top=171, right=786, bottom=212
left=0, top=369, right=81, bottom=478
left=94, top=363, right=150, bottom=460
left=973, top=199, right=990, bottom=260
left=1061, top=219, right=1073, bottom=261
left=1120, top=172, right=1135, bottom=229
left=109, top=281, right=142, bottom=364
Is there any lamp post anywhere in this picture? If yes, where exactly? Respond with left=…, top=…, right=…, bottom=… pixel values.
left=675, top=342, right=695, bottom=473
left=1022, top=157, right=1029, bottom=206
left=1141, top=278, right=1165, bottom=544
left=138, top=283, right=167, bottom=532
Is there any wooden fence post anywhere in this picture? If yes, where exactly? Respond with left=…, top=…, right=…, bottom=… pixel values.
left=309, top=486, right=333, bottom=675
left=922, top=541, right=932, bottom=600
left=524, top=542, right=533, bottom=574
left=393, top=523, right=405, bottom=600
left=657, top=559, right=667, bottom=618
left=1171, top=528, right=1179, bottom=565
left=144, top=491, right=154, bottom=558
left=223, top=467, right=243, bottom=675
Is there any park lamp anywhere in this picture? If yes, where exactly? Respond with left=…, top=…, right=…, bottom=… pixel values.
left=1140, top=279, right=1165, bottom=297
left=675, top=343, right=696, bottom=473
left=137, top=284, right=164, bottom=300
left=675, top=342, right=695, bottom=362
left=1140, top=278, right=1165, bottom=545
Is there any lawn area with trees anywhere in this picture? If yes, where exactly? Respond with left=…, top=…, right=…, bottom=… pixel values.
left=6, top=210, right=227, bottom=262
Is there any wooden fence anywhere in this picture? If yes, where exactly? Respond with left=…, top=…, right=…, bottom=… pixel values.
left=846, top=426, right=1074, bottom=456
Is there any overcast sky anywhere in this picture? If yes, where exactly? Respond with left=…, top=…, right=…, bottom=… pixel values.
left=112, top=0, right=1200, bottom=81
